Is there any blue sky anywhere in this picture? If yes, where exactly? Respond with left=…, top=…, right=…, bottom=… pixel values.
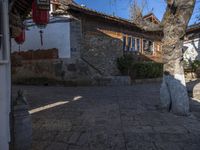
left=74, top=0, right=199, bottom=25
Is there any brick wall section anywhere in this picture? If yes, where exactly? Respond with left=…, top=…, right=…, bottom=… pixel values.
left=11, top=58, right=95, bottom=84
left=12, top=60, right=60, bottom=80
left=11, top=48, right=58, bottom=60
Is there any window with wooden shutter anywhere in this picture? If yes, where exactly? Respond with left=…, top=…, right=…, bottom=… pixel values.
left=131, top=37, right=136, bottom=51
left=122, top=36, right=126, bottom=51
left=127, top=36, right=131, bottom=51
left=143, top=39, right=153, bottom=55
left=136, top=39, right=141, bottom=51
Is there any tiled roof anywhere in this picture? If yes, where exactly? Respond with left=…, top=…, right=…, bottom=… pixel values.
left=66, top=3, right=141, bottom=29
left=143, top=13, right=161, bottom=23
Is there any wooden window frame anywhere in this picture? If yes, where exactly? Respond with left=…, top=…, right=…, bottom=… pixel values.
left=123, top=35, right=143, bottom=52
left=131, top=37, right=136, bottom=51
left=122, top=36, right=127, bottom=51
left=143, top=39, right=154, bottom=55
left=131, top=37, right=140, bottom=52
left=127, top=36, right=131, bottom=51
left=136, top=38, right=141, bottom=52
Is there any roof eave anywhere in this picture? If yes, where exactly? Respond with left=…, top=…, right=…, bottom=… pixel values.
left=67, top=4, right=139, bottom=28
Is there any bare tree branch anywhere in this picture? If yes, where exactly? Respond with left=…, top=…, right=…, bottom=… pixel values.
left=130, top=0, right=163, bottom=32
left=130, top=0, right=143, bottom=21
left=134, top=19, right=163, bottom=32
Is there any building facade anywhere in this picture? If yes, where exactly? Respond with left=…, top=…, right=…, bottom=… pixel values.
left=67, top=4, right=162, bottom=75
left=11, top=1, right=163, bottom=84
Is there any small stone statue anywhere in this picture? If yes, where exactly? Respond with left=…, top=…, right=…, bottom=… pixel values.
left=14, top=90, right=28, bottom=106
left=14, top=89, right=32, bottom=150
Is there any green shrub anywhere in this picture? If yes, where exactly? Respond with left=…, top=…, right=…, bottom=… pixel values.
left=183, top=60, right=190, bottom=69
left=117, top=55, right=163, bottom=79
left=117, top=54, right=134, bottom=75
left=191, top=60, right=200, bottom=72
left=189, top=60, right=200, bottom=78
left=130, top=62, right=163, bottom=79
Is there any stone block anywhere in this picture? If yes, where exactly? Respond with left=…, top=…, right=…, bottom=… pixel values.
left=67, top=64, right=77, bottom=72
left=187, top=80, right=200, bottom=100
left=110, top=76, right=131, bottom=86
left=192, top=82, right=200, bottom=100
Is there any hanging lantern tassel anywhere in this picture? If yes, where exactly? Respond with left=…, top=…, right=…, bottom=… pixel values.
left=15, top=29, right=26, bottom=52
left=18, top=45, right=21, bottom=52
left=39, top=30, right=43, bottom=46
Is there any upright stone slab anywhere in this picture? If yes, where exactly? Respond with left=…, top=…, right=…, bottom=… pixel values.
left=193, top=82, right=200, bottom=100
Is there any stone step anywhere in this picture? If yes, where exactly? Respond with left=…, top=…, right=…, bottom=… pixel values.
left=94, top=76, right=131, bottom=86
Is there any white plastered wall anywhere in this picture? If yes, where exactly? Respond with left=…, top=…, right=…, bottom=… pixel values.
left=11, top=18, right=71, bottom=58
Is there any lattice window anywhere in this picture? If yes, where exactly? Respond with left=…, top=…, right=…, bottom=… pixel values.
left=143, top=39, right=153, bottom=55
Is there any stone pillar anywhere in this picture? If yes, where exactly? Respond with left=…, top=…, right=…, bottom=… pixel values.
left=0, top=0, right=11, bottom=149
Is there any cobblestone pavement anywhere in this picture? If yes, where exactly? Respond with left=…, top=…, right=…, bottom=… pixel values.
left=13, top=83, right=200, bottom=150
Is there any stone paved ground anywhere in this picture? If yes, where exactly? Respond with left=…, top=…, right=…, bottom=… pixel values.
left=12, top=83, right=200, bottom=150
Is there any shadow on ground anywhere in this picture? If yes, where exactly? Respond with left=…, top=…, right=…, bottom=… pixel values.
left=12, top=83, right=200, bottom=150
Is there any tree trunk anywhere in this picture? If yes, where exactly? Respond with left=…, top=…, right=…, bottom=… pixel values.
left=160, top=0, right=196, bottom=115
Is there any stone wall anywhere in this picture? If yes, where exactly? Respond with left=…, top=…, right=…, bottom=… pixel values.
left=78, top=15, right=163, bottom=76
left=80, top=16, right=124, bottom=76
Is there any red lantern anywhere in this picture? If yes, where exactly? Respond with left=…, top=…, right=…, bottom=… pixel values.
left=15, top=29, right=25, bottom=44
left=32, top=0, right=50, bottom=26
